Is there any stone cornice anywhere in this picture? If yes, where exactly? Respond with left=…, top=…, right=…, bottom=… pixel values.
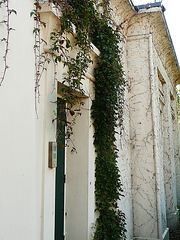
left=131, top=2, right=180, bottom=85
left=148, top=10, right=180, bottom=85
left=111, top=0, right=180, bottom=86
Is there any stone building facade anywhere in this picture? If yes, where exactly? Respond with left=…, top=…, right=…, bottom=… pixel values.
left=0, top=1, right=180, bottom=240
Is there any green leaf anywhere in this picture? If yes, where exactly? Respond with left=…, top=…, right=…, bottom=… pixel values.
left=33, top=28, right=40, bottom=34
left=10, top=9, right=17, bottom=15
left=30, top=11, right=34, bottom=17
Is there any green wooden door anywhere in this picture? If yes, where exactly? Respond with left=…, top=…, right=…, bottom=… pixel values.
left=55, top=98, right=65, bottom=240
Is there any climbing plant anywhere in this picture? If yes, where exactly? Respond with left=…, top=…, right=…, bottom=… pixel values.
left=31, top=1, right=50, bottom=115
left=33, top=0, right=126, bottom=238
left=0, top=0, right=17, bottom=86
left=91, top=4, right=126, bottom=240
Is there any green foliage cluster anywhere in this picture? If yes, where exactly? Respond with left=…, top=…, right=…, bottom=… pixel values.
left=49, top=0, right=94, bottom=148
left=91, top=7, right=126, bottom=240
left=36, top=0, right=126, bottom=238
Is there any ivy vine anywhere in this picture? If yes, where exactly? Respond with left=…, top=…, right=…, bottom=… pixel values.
left=91, top=16, right=126, bottom=240
left=34, top=0, right=126, bottom=238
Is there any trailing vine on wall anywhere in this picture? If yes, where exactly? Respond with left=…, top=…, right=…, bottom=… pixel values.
left=0, top=0, right=16, bottom=86
left=90, top=3, right=126, bottom=239
left=33, top=0, right=126, bottom=238
left=31, top=1, right=50, bottom=115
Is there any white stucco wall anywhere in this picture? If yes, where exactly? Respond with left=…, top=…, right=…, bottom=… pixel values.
left=126, top=9, right=180, bottom=239
left=0, top=1, right=37, bottom=239
left=116, top=38, right=134, bottom=240
left=127, top=35, right=160, bottom=239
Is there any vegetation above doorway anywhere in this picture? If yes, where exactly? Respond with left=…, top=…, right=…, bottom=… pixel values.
left=32, top=0, right=126, bottom=238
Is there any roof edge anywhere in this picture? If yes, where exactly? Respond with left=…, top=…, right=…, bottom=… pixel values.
left=161, top=12, right=180, bottom=76
left=127, top=0, right=180, bottom=83
left=134, top=2, right=165, bottom=12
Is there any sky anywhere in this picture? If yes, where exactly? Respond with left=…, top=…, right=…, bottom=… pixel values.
left=132, top=0, right=180, bottom=65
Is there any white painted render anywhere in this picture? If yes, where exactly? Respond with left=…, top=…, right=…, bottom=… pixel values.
left=0, top=1, right=37, bottom=240
left=0, top=1, right=180, bottom=240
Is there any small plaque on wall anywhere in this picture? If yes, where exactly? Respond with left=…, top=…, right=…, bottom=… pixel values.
left=48, top=142, right=57, bottom=168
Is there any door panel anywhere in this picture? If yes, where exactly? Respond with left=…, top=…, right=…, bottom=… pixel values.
left=55, top=98, right=65, bottom=240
